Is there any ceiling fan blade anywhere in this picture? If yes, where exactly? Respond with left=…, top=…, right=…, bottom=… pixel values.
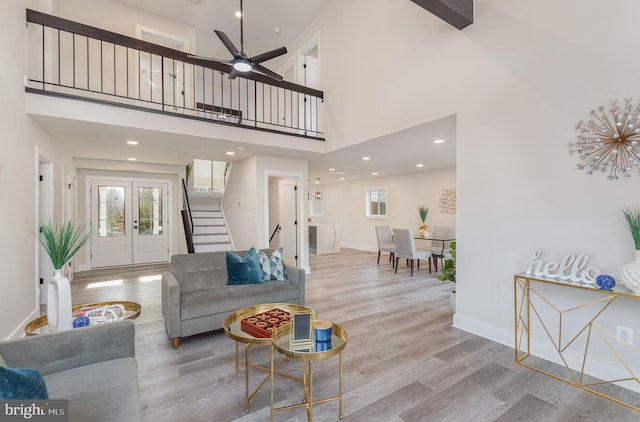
left=251, top=63, right=284, bottom=81
left=228, top=68, right=239, bottom=80
left=214, top=30, right=241, bottom=57
left=249, top=46, right=287, bottom=64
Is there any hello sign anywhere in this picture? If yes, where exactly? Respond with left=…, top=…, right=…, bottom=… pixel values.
left=525, top=250, right=601, bottom=284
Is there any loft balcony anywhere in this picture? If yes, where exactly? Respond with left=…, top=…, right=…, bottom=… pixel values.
left=25, top=9, right=324, bottom=140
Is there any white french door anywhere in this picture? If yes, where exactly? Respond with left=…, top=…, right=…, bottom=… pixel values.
left=91, top=179, right=169, bottom=268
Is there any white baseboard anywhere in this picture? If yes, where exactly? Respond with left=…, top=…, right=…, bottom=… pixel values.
left=453, top=313, right=640, bottom=394
left=340, top=242, right=376, bottom=252
left=7, top=306, right=40, bottom=339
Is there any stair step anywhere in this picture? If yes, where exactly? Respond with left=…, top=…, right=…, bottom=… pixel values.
left=191, top=210, right=222, bottom=218
left=193, top=234, right=229, bottom=243
left=193, top=226, right=227, bottom=235
left=193, top=217, right=224, bottom=226
left=190, top=205, right=221, bottom=211
left=194, top=243, right=232, bottom=252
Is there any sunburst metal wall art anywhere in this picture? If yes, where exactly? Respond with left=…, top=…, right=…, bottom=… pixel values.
left=569, top=97, right=640, bottom=180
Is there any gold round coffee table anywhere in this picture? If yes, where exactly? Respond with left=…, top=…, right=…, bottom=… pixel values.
left=24, top=301, right=142, bottom=336
left=223, top=303, right=314, bottom=413
left=270, top=322, right=347, bottom=421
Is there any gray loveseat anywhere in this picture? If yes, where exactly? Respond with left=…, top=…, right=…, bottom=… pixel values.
left=162, top=249, right=305, bottom=348
left=0, top=320, right=141, bottom=421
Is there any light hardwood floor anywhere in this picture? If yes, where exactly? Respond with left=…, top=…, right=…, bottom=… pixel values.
left=66, top=249, right=640, bottom=421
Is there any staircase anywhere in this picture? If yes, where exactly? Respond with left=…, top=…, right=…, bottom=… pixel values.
left=191, top=205, right=232, bottom=252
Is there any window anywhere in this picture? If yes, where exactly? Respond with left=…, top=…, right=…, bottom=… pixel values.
left=366, top=187, right=387, bottom=218
left=193, top=159, right=226, bottom=193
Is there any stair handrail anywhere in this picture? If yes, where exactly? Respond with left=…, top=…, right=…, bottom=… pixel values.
left=182, top=178, right=193, bottom=234
left=269, top=224, right=281, bottom=244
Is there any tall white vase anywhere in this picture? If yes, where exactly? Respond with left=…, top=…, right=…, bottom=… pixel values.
left=47, top=269, right=73, bottom=331
left=619, top=250, right=640, bottom=293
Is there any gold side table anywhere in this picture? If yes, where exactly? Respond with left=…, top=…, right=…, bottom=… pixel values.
left=223, top=303, right=314, bottom=413
left=270, top=323, right=348, bottom=421
left=24, top=301, right=141, bottom=336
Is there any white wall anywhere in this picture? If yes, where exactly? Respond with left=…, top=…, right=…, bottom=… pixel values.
left=52, top=0, right=196, bottom=52
left=223, top=156, right=258, bottom=250
left=0, top=0, right=77, bottom=338
left=288, top=0, right=640, bottom=367
left=314, top=167, right=456, bottom=250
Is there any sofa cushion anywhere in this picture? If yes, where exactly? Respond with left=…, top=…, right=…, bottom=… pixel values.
left=0, top=366, right=49, bottom=399
left=44, top=357, right=140, bottom=422
left=181, top=281, right=300, bottom=320
left=258, top=248, right=287, bottom=282
left=226, top=247, right=264, bottom=285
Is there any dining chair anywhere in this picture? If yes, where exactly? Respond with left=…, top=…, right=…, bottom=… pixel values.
left=422, top=226, right=454, bottom=271
left=375, top=225, right=396, bottom=267
left=392, top=228, right=432, bottom=276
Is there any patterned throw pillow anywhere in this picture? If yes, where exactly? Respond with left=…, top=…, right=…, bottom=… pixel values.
left=258, top=248, right=288, bottom=282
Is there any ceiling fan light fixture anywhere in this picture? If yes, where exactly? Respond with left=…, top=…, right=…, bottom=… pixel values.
left=233, top=61, right=252, bottom=72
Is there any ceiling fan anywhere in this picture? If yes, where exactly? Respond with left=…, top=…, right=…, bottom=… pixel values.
left=189, top=0, right=287, bottom=81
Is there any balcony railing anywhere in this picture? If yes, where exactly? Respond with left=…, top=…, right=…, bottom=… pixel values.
left=25, top=9, right=324, bottom=139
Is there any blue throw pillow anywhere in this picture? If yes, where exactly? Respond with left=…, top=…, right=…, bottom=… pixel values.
left=0, top=366, right=49, bottom=399
left=226, top=247, right=265, bottom=285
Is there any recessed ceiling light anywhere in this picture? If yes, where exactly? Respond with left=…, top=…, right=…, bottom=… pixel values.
left=362, top=156, right=370, bottom=161
left=126, top=140, right=138, bottom=145
left=329, top=168, right=335, bottom=172
left=273, top=27, right=281, bottom=34
left=235, top=11, right=242, bottom=18
left=416, top=163, right=424, bottom=168
left=237, top=146, right=245, bottom=151
left=372, top=172, right=378, bottom=176
left=226, top=151, right=235, bottom=156
left=340, top=177, right=345, bottom=180
left=434, top=139, right=445, bottom=144
left=128, top=157, right=137, bottom=161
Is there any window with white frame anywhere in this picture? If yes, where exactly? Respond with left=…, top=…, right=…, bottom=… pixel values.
left=192, top=159, right=226, bottom=193
left=366, top=187, right=387, bottom=217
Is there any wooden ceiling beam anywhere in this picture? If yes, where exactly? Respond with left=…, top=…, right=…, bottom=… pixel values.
left=410, top=0, right=473, bottom=30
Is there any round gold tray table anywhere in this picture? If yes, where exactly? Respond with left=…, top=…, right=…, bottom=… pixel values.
left=270, top=322, right=348, bottom=421
left=24, top=301, right=142, bottom=336
left=223, top=303, right=315, bottom=413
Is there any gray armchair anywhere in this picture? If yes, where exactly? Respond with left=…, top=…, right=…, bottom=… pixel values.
left=0, top=321, right=141, bottom=421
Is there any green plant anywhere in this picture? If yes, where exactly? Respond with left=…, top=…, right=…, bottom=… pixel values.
left=438, top=241, right=456, bottom=285
left=39, top=220, right=94, bottom=270
left=185, top=163, right=193, bottom=182
left=418, top=206, right=429, bottom=223
left=622, top=207, right=640, bottom=250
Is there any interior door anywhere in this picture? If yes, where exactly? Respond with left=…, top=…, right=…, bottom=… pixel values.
left=91, top=179, right=169, bottom=268
left=279, top=178, right=298, bottom=267
left=132, top=182, right=168, bottom=264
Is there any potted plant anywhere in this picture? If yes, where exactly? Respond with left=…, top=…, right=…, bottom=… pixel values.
left=619, top=208, right=640, bottom=292
left=39, top=220, right=93, bottom=331
left=438, top=241, right=456, bottom=312
left=418, top=205, right=429, bottom=237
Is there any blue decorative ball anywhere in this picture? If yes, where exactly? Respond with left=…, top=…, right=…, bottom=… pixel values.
left=73, top=316, right=90, bottom=328
left=596, top=274, right=616, bottom=291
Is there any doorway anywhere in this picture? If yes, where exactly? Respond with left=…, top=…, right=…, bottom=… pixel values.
left=90, top=178, right=169, bottom=268
left=278, top=178, right=298, bottom=267
left=38, top=159, right=54, bottom=304
left=297, top=33, right=321, bottom=136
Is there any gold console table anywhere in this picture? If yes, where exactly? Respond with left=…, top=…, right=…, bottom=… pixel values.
left=514, top=273, right=640, bottom=411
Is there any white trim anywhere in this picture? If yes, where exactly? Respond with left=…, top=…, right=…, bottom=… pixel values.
left=6, top=308, right=39, bottom=339
left=296, top=30, right=322, bottom=86
left=134, top=25, right=190, bottom=52
left=262, top=169, right=307, bottom=271
left=452, top=313, right=640, bottom=394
